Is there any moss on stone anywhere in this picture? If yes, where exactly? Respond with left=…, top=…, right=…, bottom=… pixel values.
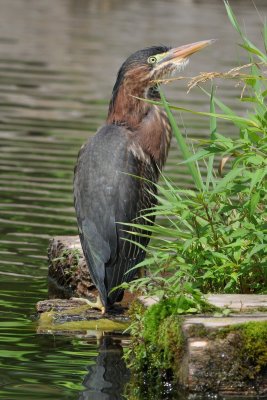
left=217, top=321, right=267, bottom=379
left=127, top=298, right=187, bottom=383
left=241, top=321, right=267, bottom=375
left=186, top=323, right=210, bottom=338
left=127, top=296, right=216, bottom=373
left=127, top=298, right=267, bottom=394
left=128, top=299, right=146, bottom=320
left=157, top=315, right=185, bottom=373
left=184, top=320, right=267, bottom=392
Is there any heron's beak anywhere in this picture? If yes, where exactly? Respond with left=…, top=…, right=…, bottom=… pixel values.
left=158, top=39, right=215, bottom=64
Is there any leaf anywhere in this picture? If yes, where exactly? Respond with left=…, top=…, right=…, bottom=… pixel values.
left=211, top=252, right=230, bottom=261
left=207, top=84, right=216, bottom=190
left=212, top=167, right=244, bottom=194
left=179, top=148, right=210, bottom=164
left=240, top=43, right=267, bottom=63
left=263, top=23, right=267, bottom=53
left=159, top=88, right=204, bottom=191
left=224, top=1, right=242, bottom=36
left=169, top=104, right=258, bottom=128
left=240, top=97, right=260, bottom=104
left=185, top=307, right=198, bottom=314
left=249, top=244, right=266, bottom=257
left=230, top=228, right=249, bottom=239
left=224, top=1, right=267, bottom=62
left=249, top=191, right=260, bottom=216
left=249, top=167, right=267, bottom=193
left=245, top=155, right=265, bottom=166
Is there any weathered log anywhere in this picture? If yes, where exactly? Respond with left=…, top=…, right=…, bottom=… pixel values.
left=36, top=298, right=130, bottom=335
left=38, top=235, right=136, bottom=335
left=47, top=235, right=96, bottom=299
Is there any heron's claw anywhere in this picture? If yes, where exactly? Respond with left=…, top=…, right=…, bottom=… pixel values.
left=71, top=295, right=106, bottom=314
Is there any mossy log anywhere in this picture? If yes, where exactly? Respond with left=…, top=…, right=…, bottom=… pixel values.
left=38, top=236, right=133, bottom=334
left=36, top=299, right=129, bottom=336
left=47, top=235, right=95, bottom=299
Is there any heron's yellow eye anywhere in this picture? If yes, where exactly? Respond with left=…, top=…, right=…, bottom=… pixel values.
left=147, top=56, right=157, bottom=64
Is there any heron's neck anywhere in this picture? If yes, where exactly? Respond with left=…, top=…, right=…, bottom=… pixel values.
left=107, top=83, right=155, bottom=129
left=107, top=83, right=171, bottom=167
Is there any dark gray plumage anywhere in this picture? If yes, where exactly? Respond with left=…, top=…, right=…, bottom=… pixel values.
left=74, top=125, right=158, bottom=308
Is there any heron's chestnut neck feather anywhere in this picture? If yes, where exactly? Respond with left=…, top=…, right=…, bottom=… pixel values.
left=107, top=66, right=154, bottom=127
left=107, top=45, right=172, bottom=165
left=107, top=72, right=171, bottom=166
left=107, top=45, right=170, bottom=127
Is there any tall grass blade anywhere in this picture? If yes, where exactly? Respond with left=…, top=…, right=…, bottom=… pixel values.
left=134, top=95, right=260, bottom=128
left=224, top=1, right=267, bottom=62
left=263, top=23, right=267, bottom=53
left=159, top=88, right=204, bottom=191
left=240, top=44, right=267, bottom=62
left=168, top=104, right=259, bottom=128
left=203, top=88, right=236, bottom=118
left=206, top=85, right=216, bottom=190
left=224, top=1, right=242, bottom=36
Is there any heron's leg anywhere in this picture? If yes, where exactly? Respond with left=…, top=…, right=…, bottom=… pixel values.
left=71, top=295, right=106, bottom=315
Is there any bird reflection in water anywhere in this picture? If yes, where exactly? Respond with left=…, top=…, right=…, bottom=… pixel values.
left=78, top=335, right=130, bottom=400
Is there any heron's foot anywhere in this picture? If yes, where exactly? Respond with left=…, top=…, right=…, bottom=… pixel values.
left=71, top=296, right=106, bottom=314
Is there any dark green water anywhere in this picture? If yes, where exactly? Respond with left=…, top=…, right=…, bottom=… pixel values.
left=0, top=1, right=266, bottom=399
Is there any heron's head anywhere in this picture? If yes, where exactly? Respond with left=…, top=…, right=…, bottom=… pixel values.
left=108, top=40, right=214, bottom=125
left=112, top=40, right=214, bottom=98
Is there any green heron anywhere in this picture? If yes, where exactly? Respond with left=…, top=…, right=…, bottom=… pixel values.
left=74, top=40, right=213, bottom=313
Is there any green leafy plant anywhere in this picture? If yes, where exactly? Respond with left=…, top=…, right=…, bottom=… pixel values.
left=120, top=6, right=267, bottom=397
left=121, top=5, right=267, bottom=396
left=122, top=1, right=267, bottom=303
left=122, top=3, right=267, bottom=391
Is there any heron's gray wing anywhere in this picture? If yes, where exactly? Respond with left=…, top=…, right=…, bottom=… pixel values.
left=74, top=124, right=158, bottom=306
left=105, top=155, right=158, bottom=304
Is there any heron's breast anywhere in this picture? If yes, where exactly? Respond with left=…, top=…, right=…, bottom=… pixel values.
left=132, top=105, right=172, bottom=168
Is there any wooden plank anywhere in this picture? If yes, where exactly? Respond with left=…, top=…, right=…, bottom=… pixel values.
left=206, top=294, right=267, bottom=310
left=139, top=294, right=267, bottom=311
left=184, top=313, right=267, bottom=329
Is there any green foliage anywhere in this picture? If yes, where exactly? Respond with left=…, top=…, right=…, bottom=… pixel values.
left=122, top=8, right=267, bottom=398
left=123, top=2, right=267, bottom=301
left=124, top=4, right=267, bottom=393
left=53, top=248, right=81, bottom=268
left=52, top=248, right=81, bottom=278
left=241, top=321, right=267, bottom=376
left=125, top=297, right=216, bottom=388
left=125, top=299, right=185, bottom=380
